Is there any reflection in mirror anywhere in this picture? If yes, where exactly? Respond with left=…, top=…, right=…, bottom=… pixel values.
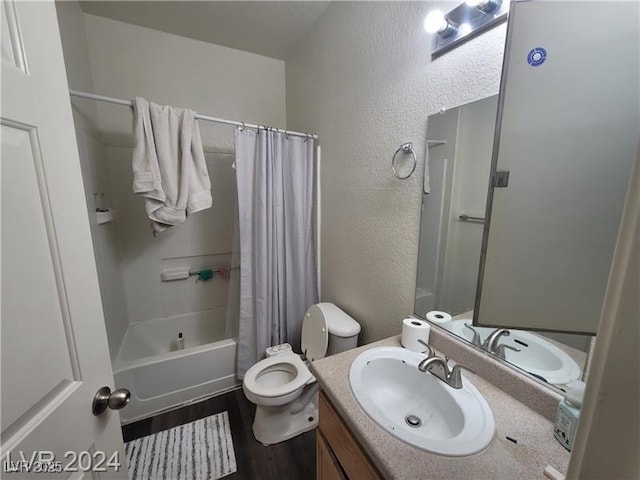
left=414, top=95, right=591, bottom=390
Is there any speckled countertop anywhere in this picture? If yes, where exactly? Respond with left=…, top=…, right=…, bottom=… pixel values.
left=310, top=334, right=571, bottom=480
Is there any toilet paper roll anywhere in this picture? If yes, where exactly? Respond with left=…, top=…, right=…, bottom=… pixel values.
left=426, top=310, right=452, bottom=324
left=401, top=318, right=431, bottom=352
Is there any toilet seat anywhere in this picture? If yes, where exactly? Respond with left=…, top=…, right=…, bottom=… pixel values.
left=243, top=354, right=313, bottom=399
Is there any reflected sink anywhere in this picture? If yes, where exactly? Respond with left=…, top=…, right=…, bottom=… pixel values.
left=349, top=346, right=495, bottom=456
left=443, top=320, right=581, bottom=386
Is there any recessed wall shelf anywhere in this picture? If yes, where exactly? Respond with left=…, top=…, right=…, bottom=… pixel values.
left=96, top=209, right=116, bottom=224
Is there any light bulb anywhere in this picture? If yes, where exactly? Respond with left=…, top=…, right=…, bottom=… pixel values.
left=459, top=23, right=472, bottom=36
left=424, top=10, right=448, bottom=34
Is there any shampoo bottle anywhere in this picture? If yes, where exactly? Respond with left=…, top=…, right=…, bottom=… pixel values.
left=553, top=380, right=585, bottom=451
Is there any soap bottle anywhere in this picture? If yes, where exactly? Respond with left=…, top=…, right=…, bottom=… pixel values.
left=177, top=332, right=185, bottom=350
left=553, top=380, right=585, bottom=451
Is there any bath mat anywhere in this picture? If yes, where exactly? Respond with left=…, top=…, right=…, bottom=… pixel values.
left=125, top=411, right=237, bottom=480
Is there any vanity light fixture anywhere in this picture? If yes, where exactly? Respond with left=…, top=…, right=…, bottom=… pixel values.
left=423, top=10, right=458, bottom=38
left=425, top=0, right=509, bottom=58
left=466, top=0, right=503, bottom=14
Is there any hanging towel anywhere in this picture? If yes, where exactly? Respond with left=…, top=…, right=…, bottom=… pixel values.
left=132, top=97, right=212, bottom=233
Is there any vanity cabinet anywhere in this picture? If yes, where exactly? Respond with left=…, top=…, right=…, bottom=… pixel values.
left=317, top=390, right=383, bottom=480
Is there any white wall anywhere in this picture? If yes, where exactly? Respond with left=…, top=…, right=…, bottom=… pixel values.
left=80, top=14, right=286, bottom=331
left=55, top=1, right=100, bottom=137
left=567, top=148, right=639, bottom=480
left=56, top=9, right=286, bottom=350
left=56, top=2, right=129, bottom=360
left=286, top=2, right=506, bottom=343
left=106, top=146, right=240, bottom=328
left=83, top=13, right=286, bottom=152
left=439, top=96, right=497, bottom=315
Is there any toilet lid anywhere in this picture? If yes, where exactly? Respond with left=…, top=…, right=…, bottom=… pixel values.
left=301, top=305, right=329, bottom=361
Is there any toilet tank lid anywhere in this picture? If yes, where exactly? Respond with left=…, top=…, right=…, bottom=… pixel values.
left=316, top=302, right=361, bottom=337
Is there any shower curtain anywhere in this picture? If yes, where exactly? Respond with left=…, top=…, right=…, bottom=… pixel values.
left=235, top=128, right=318, bottom=378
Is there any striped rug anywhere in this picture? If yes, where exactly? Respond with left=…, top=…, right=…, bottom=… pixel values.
left=125, top=411, right=237, bottom=480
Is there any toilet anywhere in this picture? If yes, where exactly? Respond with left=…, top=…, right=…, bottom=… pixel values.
left=242, top=302, right=361, bottom=445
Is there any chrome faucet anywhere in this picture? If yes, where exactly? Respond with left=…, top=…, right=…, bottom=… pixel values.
left=464, top=323, right=482, bottom=347
left=417, top=339, right=435, bottom=358
left=481, top=329, right=521, bottom=360
left=418, top=355, right=475, bottom=389
left=493, top=343, right=521, bottom=361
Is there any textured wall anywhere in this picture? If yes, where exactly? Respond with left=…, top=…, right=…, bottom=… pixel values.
left=286, top=2, right=507, bottom=344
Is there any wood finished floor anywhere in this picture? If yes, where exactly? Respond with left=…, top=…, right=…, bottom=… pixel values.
left=122, top=388, right=316, bottom=480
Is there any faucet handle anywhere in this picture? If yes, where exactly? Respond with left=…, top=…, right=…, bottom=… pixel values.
left=482, top=328, right=511, bottom=350
left=448, top=363, right=475, bottom=389
left=495, top=343, right=521, bottom=360
left=464, top=323, right=482, bottom=347
left=417, top=339, right=435, bottom=358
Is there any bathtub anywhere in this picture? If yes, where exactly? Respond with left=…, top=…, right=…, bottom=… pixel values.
left=113, top=310, right=240, bottom=424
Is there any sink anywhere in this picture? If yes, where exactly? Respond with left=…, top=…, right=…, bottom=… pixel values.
left=443, top=320, right=581, bottom=386
left=349, top=346, right=495, bottom=456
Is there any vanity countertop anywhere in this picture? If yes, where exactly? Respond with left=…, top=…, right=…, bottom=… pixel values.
left=310, top=335, right=571, bottom=480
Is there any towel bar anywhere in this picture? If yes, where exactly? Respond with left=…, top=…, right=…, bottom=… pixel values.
left=392, top=142, right=417, bottom=180
left=459, top=214, right=485, bottom=223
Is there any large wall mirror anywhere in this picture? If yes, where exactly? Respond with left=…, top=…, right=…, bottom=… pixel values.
left=414, top=0, right=639, bottom=391
left=415, top=96, right=591, bottom=390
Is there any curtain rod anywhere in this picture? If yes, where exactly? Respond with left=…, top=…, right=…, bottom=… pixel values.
left=68, top=90, right=318, bottom=140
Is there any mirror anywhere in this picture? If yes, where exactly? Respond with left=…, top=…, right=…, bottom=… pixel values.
left=414, top=95, right=591, bottom=389
left=415, top=1, right=639, bottom=390
left=475, top=0, right=639, bottom=335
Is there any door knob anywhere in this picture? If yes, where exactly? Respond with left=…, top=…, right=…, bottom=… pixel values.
left=92, top=386, right=131, bottom=416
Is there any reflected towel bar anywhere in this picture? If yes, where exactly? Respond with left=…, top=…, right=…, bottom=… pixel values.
left=459, top=214, right=485, bottom=223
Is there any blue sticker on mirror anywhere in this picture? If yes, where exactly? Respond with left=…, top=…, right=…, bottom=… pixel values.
left=527, top=47, right=547, bottom=67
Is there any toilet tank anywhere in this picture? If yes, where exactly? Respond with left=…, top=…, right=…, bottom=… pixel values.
left=316, top=303, right=361, bottom=356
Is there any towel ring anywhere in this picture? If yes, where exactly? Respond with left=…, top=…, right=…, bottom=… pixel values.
left=391, top=142, right=417, bottom=180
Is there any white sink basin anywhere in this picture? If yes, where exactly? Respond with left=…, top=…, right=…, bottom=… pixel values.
left=349, top=346, right=495, bottom=456
left=443, top=320, right=581, bottom=386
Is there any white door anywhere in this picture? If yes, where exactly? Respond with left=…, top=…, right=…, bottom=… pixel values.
left=1, top=1, right=127, bottom=478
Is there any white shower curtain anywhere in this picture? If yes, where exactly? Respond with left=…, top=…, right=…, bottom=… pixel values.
left=235, top=128, right=318, bottom=379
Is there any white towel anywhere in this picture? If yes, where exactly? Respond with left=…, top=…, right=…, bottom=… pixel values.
left=132, top=97, right=212, bottom=234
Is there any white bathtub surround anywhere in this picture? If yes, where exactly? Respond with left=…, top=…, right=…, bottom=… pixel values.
left=125, top=411, right=237, bottom=480
left=59, top=9, right=285, bottom=328
left=133, top=97, right=212, bottom=234
left=235, top=129, right=318, bottom=378
left=114, top=310, right=240, bottom=424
